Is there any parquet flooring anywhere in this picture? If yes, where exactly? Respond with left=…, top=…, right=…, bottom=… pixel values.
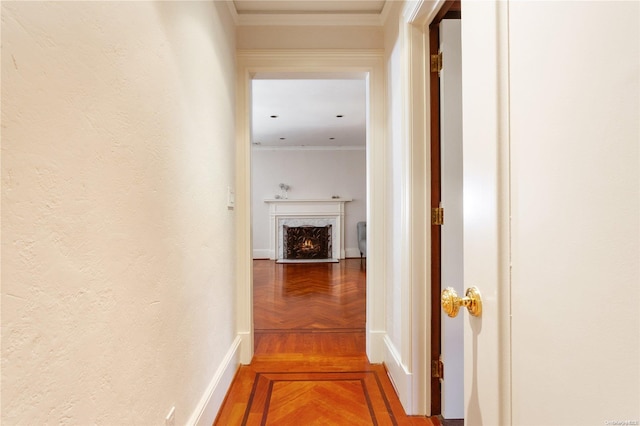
left=253, top=259, right=366, bottom=331
left=214, top=259, right=435, bottom=426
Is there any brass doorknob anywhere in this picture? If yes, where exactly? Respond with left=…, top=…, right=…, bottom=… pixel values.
left=441, top=287, right=482, bottom=318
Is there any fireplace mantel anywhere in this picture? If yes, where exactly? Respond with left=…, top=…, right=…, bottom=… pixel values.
left=265, top=199, right=352, bottom=261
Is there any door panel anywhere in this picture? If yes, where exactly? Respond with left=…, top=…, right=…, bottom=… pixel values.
left=461, top=1, right=512, bottom=424
left=461, top=1, right=639, bottom=424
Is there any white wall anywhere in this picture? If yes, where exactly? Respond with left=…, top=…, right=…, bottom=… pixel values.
left=1, top=2, right=237, bottom=424
left=251, top=148, right=366, bottom=258
left=508, top=2, right=639, bottom=424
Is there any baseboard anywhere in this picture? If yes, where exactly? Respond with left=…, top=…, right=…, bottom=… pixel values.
left=367, top=330, right=385, bottom=363
left=187, top=336, right=241, bottom=426
left=254, top=248, right=362, bottom=260
left=252, top=249, right=271, bottom=259
left=382, top=335, right=414, bottom=414
left=345, top=247, right=363, bottom=258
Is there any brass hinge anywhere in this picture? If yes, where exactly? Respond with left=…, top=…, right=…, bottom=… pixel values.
left=432, top=358, right=444, bottom=379
left=430, top=52, right=443, bottom=73
left=431, top=207, right=444, bottom=226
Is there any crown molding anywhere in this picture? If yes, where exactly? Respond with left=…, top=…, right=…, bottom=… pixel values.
left=237, top=48, right=385, bottom=61
left=404, top=0, right=446, bottom=26
left=252, top=145, right=365, bottom=152
left=379, top=0, right=394, bottom=26
left=235, top=12, right=384, bottom=27
left=225, top=0, right=240, bottom=25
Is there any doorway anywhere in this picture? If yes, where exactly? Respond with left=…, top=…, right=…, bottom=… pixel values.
left=249, top=75, right=368, bottom=352
left=235, top=51, right=388, bottom=366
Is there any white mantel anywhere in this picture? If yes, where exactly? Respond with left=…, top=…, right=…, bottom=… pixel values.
left=265, top=199, right=352, bottom=261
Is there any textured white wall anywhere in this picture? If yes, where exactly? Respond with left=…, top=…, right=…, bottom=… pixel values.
left=251, top=148, right=366, bottom=258
left=1, top=2, right=236, bottom=424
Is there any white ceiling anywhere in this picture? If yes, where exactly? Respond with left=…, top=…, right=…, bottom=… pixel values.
left=251, top=78, right=366, bottom=148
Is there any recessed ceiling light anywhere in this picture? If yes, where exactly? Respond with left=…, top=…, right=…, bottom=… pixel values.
left=270, top=115, right=279, bottom=118
left=336, top=115, right=344, bottom=118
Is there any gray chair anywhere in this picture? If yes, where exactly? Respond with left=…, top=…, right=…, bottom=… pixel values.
left=357, top=221, right=367, bottom=260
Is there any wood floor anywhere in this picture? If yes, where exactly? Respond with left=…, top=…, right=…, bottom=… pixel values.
left=214, top=259, right=438, bottom=425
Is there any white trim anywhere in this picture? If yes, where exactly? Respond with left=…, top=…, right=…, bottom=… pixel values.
left=383, top=335, right=414, bottom=413
left=187, top=336, right=241, bottom=426
left=255, top=242, right=361, bottom=260
left=236, top=49, right=387, bottom=366
left=225, top=0, right=239, bottom=25
left=379, top=0, right=394, bottom=26
left=407, top=0, right=448, bottom=27
left=368, top=330, right=387, bottom=362
left=252, top=249, right=271, bottom=259
left=345, top=247, right=363, bottom=258
left=235, top=13, right=384, bottom=27
left=238, top=48, right=385, bottom=61
left=252, top=145, right=365, bottom=151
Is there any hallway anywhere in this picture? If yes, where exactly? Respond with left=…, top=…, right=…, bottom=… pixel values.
left=214, top=259, right=435, bottom=425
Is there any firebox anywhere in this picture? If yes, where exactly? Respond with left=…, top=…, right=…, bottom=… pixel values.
left=283, top=225, right=332, bottom=260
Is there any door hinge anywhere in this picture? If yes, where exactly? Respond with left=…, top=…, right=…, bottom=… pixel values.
left=432, top=207, right=444, bottom=226
left=430, top=52, right=443, bottom=73
left=432, top=358, right=444, bottom=379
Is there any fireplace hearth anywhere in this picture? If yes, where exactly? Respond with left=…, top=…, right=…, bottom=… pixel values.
left=283, top=225, right=332, bottom=260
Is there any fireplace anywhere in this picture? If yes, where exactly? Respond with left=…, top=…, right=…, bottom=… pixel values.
left=264, top=199, right=351, bottom=261
left=283, top=225, right=332, bottom=260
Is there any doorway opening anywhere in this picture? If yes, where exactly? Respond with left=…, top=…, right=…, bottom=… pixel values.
left=249, top=74, right=368, bottom=356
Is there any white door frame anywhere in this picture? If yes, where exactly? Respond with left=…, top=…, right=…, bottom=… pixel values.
left=398, top=0, right=463, bottom=416
left=234, top=49, right=388, bottom=364
left=401, top=0, right=512, bottom=417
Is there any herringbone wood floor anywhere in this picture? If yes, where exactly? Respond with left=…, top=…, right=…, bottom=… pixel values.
left=214, top=259, right=436, bottom=425
left=253, top=259, right=366, bottom=332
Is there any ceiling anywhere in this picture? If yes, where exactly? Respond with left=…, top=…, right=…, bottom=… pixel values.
left=251, top=78, right=366, bottom=148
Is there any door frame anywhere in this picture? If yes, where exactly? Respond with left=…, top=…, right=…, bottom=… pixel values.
left=234, top=49, right=388, bottom=365
left=405, top=0, right=512, bottom=419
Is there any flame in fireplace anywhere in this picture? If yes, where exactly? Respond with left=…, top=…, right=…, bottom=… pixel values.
left=282, top=225, right=332, bottom=260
